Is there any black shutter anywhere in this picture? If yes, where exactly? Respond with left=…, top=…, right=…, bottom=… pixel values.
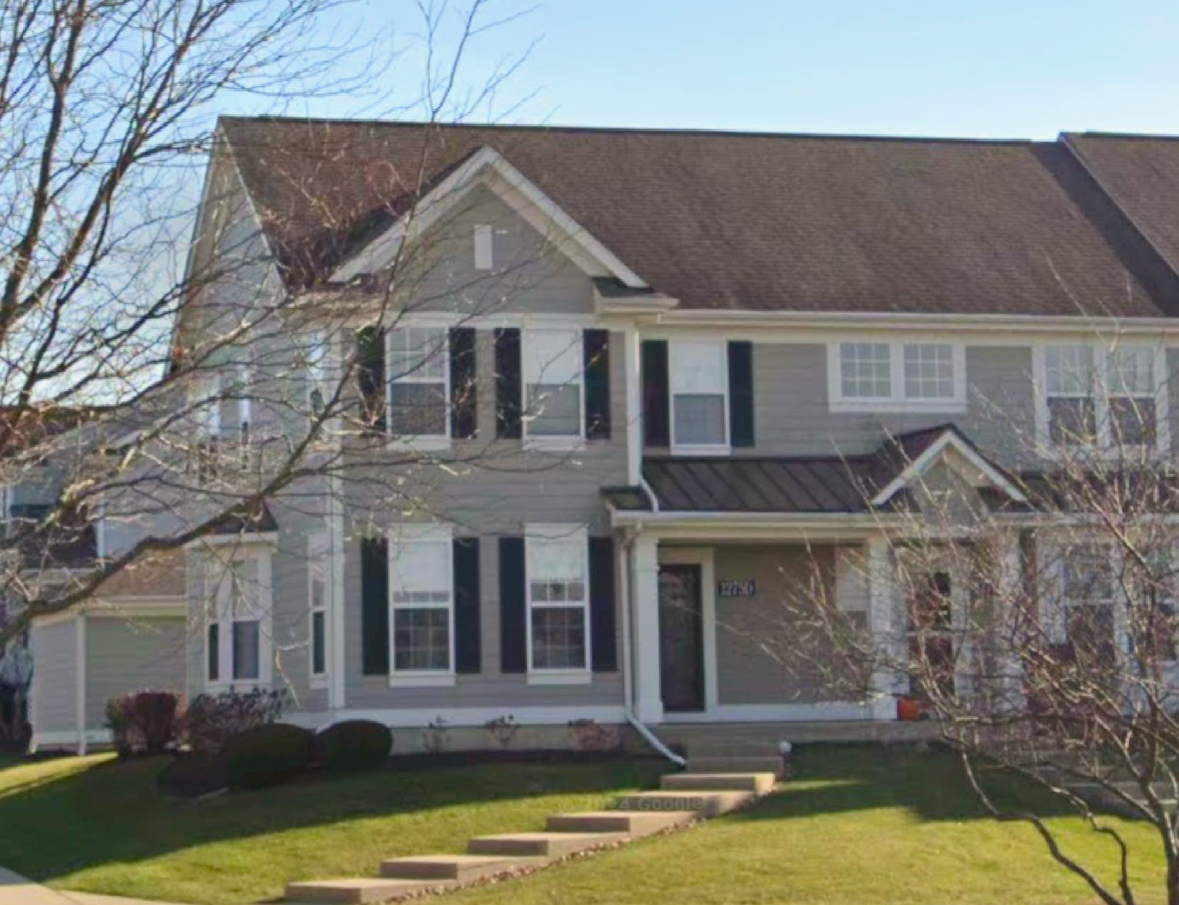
left=454, top=537, right=481, bottom=674
left=357, top=326, right=386, bottom=434
left=360, top=536, right=389, bottom=675
left=583, top=329, right=611, bottom=440
left=589, top=536, right=618, bottom=672
left=641, top=340, right=670, bottom=447
left=498, top=536, right=526, bottom=673
left=494, top=328, right=522, bottom=439
left=728, top=340, right=755, bottom=448
left=449, top=327, right=478, bottom=439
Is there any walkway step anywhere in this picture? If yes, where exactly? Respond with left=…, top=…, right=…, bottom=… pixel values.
left=661, top=772, right=777, bottom=794
left=285, top=877, right=444, bottom=904
left=614, top=789, right=754, bottom=817
left=687, top=755, right=784, bottom=776
left=546, top=810, right=697, bottom=837
left=468, top=830, right=628, bottom=858
left=380, top=854, right=536, bottom=883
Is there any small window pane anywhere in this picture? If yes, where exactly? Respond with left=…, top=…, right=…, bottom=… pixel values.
left=1045, top=345, right=1095, bottom=396
left=1062, top=548, right=1113, bottom=602
left=840, top=343, right=891, bottom=399
left=673, top=394, right=725, bottom=445
left=1110, top=396, right=1157, bottom=447
left=393, top=608, right=450, bottom=671
left=311, top=611, right=326, bottom=676
left=526, top=384, right=581, bottom=436
left=1048, top=397, right=1097, bottom=446
left=1109, top=347, right=1155, bottom=396
left=389, top=328, right=447, bottom=382
left=389, top=383, right=448, bottom=436
left=903, top=344, right=955, bottom=399
left=232, top=621, right=260, bottom=680
left=531, top=607, right=586, bottom=669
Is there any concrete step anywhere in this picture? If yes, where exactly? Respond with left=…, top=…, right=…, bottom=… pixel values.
left=546, top=810, right=697, bottom=837
left=380, top=854, right=535, bottom=883
left=661, top=772, right=777, bottom=794
left=468, top=830, right=628, bottom=858
left=686, top=755, right=784, bottom=777
left=613, top=789, right=754, bottom=817
left=285, top=877, right=444, bottom=904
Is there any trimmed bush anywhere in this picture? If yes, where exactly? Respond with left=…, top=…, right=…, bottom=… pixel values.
left=225, top=723, right=313, bottom=790
left=313, top=720, right=391, bottom=773
left=184, top=688, right=287, bottom=754
left=105, top=691, right=180, bottom=757
left=158, top=752, right=230, bottom=799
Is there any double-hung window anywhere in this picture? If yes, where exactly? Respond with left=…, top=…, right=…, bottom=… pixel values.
left=387, top=327, right=449, bottom=442
left=831, top=341, right=965, bottom=411
left=206, top=552, right=271, bottom=688
left=1056, top=544, right=1117, bottom=667
left=526, top=524, right=590, bottom=680
left=670, top=339, right=728, bottom=452
left=389, top=525, right=454, bottom=683
left=308, top=534, right=328, bottom=683
left=302, top=332, right=331, bottom=418
left=1038, top=343, right=1165, bottom=454
left=523, top=328, right=583, bottom=445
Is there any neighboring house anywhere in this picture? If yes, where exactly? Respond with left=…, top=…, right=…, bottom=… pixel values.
left=26, top=122, right=1179, bottom=752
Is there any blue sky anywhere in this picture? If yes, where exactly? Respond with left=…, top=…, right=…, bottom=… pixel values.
left=266, top=0, right=1179, bottom=140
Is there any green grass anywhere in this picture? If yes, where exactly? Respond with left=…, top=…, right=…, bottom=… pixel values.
left=0, top=753, right=665, bottom=905
left=446, top=744, right=1169, bottom=905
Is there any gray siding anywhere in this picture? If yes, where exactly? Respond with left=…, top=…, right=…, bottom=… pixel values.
left=85, top=616, right=186, bottom=728
left=29, top=618, right=76, bottom=736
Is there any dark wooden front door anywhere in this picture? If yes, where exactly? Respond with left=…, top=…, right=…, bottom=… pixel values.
left=659, top=564, right=705, bottom=712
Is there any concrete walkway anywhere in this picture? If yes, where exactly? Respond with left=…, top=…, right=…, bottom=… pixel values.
left=0, top=868, right=187, bottom=905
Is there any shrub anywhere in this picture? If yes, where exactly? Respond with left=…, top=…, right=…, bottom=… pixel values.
left=225, top=723, right=313, bottom=790
left=313, top=720, right=391, bottom=773
left=158, top=752, right=230, bottom=799
left=105, top=691, right=180, bottom=757
left=184, top=688, right=287, bottom=754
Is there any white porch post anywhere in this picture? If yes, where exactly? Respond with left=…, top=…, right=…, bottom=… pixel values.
left=995, top=530, right=1026, bottom=713
left=631, top=534, right=663, bottom=723
left=867, top=535, right=903, bottom=720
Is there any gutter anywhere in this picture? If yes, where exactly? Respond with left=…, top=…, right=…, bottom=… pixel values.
left=619, top=529, right=685, bottom=768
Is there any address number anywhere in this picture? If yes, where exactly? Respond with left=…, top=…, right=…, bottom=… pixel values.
left=718, top=579, right=757, bottom=598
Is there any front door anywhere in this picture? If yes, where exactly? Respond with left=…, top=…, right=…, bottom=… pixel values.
left=659, top=564, right=705, bottom=712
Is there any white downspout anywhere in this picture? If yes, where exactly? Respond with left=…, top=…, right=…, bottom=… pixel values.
left=621, top=529, right=685, bottom=767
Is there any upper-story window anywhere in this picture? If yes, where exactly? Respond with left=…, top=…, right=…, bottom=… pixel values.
left=387, top=327, right=450, bottom=441
left=829, top=341, right=965, bottom=412
left=1036, top=343, right=1167, bottom=455
left=670, top=339, right=728, bottom=452
left=523, top=328, right=583, bottom=445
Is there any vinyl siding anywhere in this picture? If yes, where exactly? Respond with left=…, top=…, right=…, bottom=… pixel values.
left=85, top=616, right=186, bottom=728
left=29, top=618, right=77, bottom=735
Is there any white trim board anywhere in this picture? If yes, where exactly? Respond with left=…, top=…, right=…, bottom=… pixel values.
left=871, top=430, right=1028, bottom=507
left=658, top=546, right=719, bottom=717
left=661, top=702, right=882, bottom=723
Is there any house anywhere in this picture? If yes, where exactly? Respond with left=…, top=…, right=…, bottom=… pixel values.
left=24, top=122, right=1179, bottom=752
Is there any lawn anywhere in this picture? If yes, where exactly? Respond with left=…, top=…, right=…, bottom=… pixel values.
left=447, top=744, right=1169, bottom=905
left=0, top=752, right=666, bottom=905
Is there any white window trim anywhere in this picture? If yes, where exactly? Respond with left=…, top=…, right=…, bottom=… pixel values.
left=669, top=338, right=730, bottom=456
left=525, top=523, right=592, bottom=684
left=827, top=340, right=967, bottom=413
left=522, top=328, right=586, bottom=452
left=386, top=328, right=452, bottom=453
left=387, top=524, right=456, bottom=687
left=204, top=548, right=273, bottom=692
left=1032, top=343, right=1170, bottom=459
left=308, top=533, right=328, bottom=689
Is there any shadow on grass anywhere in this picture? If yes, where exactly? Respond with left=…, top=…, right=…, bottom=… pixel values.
left=0, top=751, right=667, bottom=885
left=731, top=742, right=1080, bottom=825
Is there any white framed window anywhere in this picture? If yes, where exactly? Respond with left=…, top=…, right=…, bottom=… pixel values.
left=388, top=524, right=455, bottom=686
left=526, top=524, right=590, bottom=683
left=1051, top=543, right=1118, bottom=663
left=301, top=332, right=332, bottom=418
left=386, top=327, right=450, bottom=445
left=308, top=533, right=328, bottom=684
left=206, top=551, right=272, bottom=689
left=1035, top=343, right=1168, bottom=455
left=523, top=328, right=583, bottom=447
left=829, top=341, right=966, bottom=412
left=670, top=339, right=729, bottom=453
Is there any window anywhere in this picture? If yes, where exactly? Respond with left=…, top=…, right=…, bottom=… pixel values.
left=1037, top=344, right=1165, bottom=453
left=523, top=329, right=583, bottom=443
left=206, top=553, right=271, bottom=688
left=526, top=525, right=589, bottom=677
left=389, top=526, right=453, bottom=680
left=831, top=341, right=964, bottom=411
left=309, top=534, right=327, bottom=681
left=302, top=332, right=331, bottom=418
left=1054, top=545, right=1117, bottom=668
left=387, top=327, right=449, bottom=440
left=904, top=344, right=956, bottom=400
left=670, top=339, right=728, bottom=450
left=1140, top=547, right=1178, bottom=661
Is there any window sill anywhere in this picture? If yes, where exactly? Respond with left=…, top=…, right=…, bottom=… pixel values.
left=829, top=399, right=967, bottom=415
left=527, top=670, right=592, bottom=686
left=670, top=444, right=730, bottom=457
left=523, top=436, right=585, bottom=453
left=388, top=673, right=456, bottom=688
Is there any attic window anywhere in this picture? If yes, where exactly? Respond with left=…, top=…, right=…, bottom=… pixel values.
left=474, top=224, right=493, bottom=270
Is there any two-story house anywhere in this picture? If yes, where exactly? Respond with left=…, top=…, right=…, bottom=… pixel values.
left=26, top=122, right=1179, bottom=753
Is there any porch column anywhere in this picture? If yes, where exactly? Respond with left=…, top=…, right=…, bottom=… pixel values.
left=867, top=536, right=904, bottom=719
left=993, top=530, right=1026, bottom=713
left=631, top=534, right=664, bottom=723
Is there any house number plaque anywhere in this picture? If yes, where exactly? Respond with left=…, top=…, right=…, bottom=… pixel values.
left=718, top=579, right=756, bottom=598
